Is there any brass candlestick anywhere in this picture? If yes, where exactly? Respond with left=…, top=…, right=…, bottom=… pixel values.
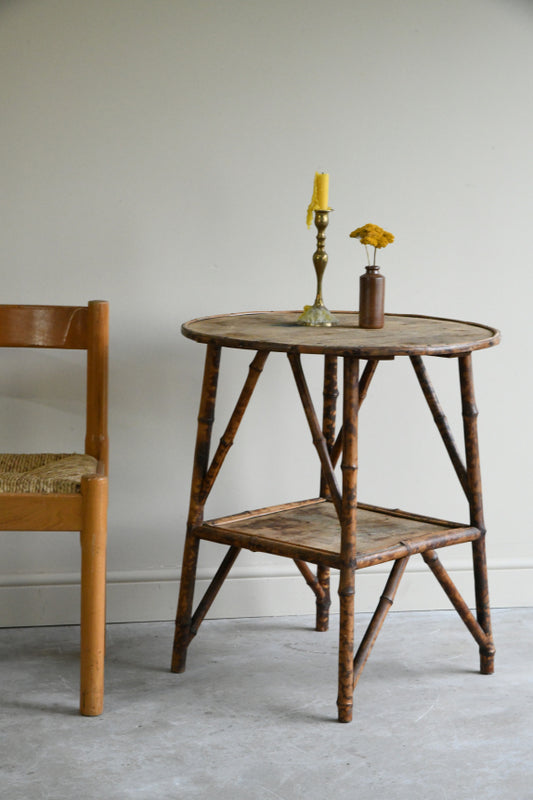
left=297, top=210, right=338, bottom=326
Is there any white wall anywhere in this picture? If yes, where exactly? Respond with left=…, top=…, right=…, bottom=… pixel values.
left=1, top=0, right=532, bottom=626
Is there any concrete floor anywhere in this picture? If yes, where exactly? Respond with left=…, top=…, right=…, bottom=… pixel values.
left=1, top=608, right=532, bottom=800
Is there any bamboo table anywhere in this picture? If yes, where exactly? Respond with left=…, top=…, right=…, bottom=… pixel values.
left=171, top=311, right=500, bottom=723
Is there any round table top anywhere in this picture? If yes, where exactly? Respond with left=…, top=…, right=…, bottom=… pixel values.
left=182, top=311, right=500, bottom=357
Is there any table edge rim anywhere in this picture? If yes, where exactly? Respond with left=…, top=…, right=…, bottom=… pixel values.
left=181, top=311, right=501, bottom=356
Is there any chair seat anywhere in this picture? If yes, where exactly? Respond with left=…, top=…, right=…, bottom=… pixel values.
left=0, top=453, right=98, bottom=494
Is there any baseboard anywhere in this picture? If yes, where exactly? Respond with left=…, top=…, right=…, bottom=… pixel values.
left=1, top=560, right=532, bottom=627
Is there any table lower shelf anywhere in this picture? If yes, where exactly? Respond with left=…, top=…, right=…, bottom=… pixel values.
left=197, top=498, right=480, bottom=569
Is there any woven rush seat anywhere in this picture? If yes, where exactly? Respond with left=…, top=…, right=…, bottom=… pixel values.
left=0, top=453, right=98, bottom=494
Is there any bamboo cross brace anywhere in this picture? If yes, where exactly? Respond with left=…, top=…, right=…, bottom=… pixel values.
left=317, top=355, right=338, bottom=631
left=331, top=359, right=379, bottom=468
left=320, top=354, right=338, bottom=495
left=287, top=352, right=343, bottom=520
left=421, top=549, right=493, bottom=652
left=200, top=350, right=269, bottom=505
left=410, top=355, right=470, bottom=499
left=315, top=564, right=331, bottom=632
left=352, top=556, right=409, bottom=690
left=188, top=545, right=242, bottom=644
left=294, top=559, right=326, bottom=603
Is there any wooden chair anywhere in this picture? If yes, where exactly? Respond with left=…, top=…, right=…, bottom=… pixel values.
left=0, top=301, right=109, bottom=716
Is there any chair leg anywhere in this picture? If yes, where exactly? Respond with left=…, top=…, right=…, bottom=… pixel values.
left=79, top=474, right=108, bottom=716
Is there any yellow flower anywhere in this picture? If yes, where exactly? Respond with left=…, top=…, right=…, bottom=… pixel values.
left=350, top=223, right=394, bottom=265
left=350, top=223, right=394, bottom=249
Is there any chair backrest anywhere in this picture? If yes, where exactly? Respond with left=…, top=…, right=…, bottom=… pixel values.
left=0, top=302, right=109, bottom=470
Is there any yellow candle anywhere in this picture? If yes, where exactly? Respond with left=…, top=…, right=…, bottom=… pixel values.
left=306, top=172, right=329, bottom=227
left=316, top=172, right=329, bottom=209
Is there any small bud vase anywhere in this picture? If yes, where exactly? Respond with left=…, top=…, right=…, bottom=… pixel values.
left=359, top=265, right=385, bottom=329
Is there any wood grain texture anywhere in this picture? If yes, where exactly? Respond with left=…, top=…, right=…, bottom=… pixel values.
left=80, top=474, right=108, bottom=716
left=182, top=311, right=500, bottom=357
left=0, top=304, right=88, bottom=348
left=0, top=493, right=83, bottom=530
left=85, top=301, right=109, bottom=469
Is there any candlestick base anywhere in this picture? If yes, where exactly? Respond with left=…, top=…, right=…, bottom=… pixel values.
left=297, top=208, right=338, bottom=327
left=297, top=303, right=338, bottom=327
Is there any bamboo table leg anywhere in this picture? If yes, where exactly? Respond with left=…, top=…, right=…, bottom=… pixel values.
left=337, top=355, right=359, bottom=723
left=171, top=344, right=221, bottom=673
left=459, top=353, right=496, bottom=674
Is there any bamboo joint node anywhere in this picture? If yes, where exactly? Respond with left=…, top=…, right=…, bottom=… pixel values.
left=338, top=586, right=355, bottom=598
left=399, top=539, right=415, bottom=555
left=198, top=414, right=215, bottom=425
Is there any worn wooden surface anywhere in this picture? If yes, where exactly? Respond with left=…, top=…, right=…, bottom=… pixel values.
left=200, top=498, right=479, bottom=570
left=182, top=311, right=500, bottom=357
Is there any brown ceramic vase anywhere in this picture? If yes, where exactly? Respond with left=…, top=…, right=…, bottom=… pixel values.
left=359, top=265, right=385, bottom=329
